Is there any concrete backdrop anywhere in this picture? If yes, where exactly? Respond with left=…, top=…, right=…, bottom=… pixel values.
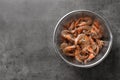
left=0, top=0, right=119, bottom=80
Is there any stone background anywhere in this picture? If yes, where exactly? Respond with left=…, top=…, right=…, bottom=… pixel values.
left=0, top=0, right=119, bottom=80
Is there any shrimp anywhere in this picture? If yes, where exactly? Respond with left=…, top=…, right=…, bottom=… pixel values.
left=91, top=25, right=102, bottom=39
left=60, top=42, right=68, bottom=50
left=77, top=34, right=90, bottom=47
left=89, top=36, right=97, bottom=50
left=78, top=17, right=92, bottom=26
left=94, top=45, right=100, bottom=55
left=75, top=18, right=81, bottom=27
left=84, top=17, right=93, bottom=25
left=88, top=53, right=95, bottom=60
left=87, top=46, right=95, bottom=54
left=71, top=26, right=90, bottom=35
left=75, top=46, right=88, bottom=63
left=82, top=45, right=95, bottom=55
left=74, top=34, right=85, bottom=45
left=88, top=37, right=102, bottom=55
left=93, top=19, right=100, bottom=28
left=75, top=17, right=85, bottom=27
left=78, top=22, right=87, bottom=27
left=69, top=21, right=75, bottom=30
left=63, top=45, right=76, bottom=56
left=84, top=53, right=95, bottom=63
left=64, top=20, right=74, bottom=29
left=96, top=39, right=104, bottom=49
left=61, top=30, right=74, bottom=41
left=91, top=20, right=103, bottom=39
left=77, top=26, right=90, bottom=34
left=89, top=36, right=95, bottom=44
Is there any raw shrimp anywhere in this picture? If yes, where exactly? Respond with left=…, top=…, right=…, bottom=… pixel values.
left=63, top=45, right=76, bottom=56
left=77, top=35, right=90, bottom=47
left=74, top=34, right=85, bottom=45
left=71, top=26, right=90, bottom=36
left=84, top=17, right=93, bottom=25
left=82, top=45, right=95, bottom=55
left=61, top=30, right=74, bottom=41
left=60, top=42, right=68, bottom=50
left=69, top=21, right=75, bottom=30
left=94, top=45, right=100, bottom=55
left=64, top=20, right=73, bottom=29
left=96, top=39, right=104, bottom=49
left=75, top=46, right=88, bottom=62
left=76, top=26, right=90, bottom=34
left=87, top=46, right=95, bottom=55
left=78, top=17, right=92, bottom=26
left=74, top=18, right=81, bottom=27
left=89, top=36, right=97, bottom=50
left=78, top=22, right=88, bottom=27
left=91, top=20, right=103, bottom=39
left=84, top=53, right=95, bottom=63
left=74, top=18, right=84, bottom=27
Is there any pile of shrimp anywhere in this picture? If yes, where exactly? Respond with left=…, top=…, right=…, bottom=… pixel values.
left=60, top=16, right=104, bottom=64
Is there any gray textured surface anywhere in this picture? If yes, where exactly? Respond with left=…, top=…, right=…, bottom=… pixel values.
left=0, top=0, right=119, bottom=80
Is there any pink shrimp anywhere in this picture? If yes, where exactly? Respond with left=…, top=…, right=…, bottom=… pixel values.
left=84, top=53, right=95, bottom=63
left=90, top=20, right=103, bottom=39
left=75, top=46, right=88, bottom=62
left=94, top=45, right=100, bottom=55
left=96, top=39, right=104, bottom=49
left=69, top=21, right=75, bottom=30
left=74, top=34, right=86, bottom=45
left=61, top=30, right=74, bottom=41
left=88, top=36, right=97, bottom=50
left=63, top=45, right=76, bottom=56
left=60, top=42, right=68, bottom=50
left=71, top=26, right=90, bottom=35
left=78, top=17, right=92, bottom=26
